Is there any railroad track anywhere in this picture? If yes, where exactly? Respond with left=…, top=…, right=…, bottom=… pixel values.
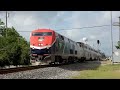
left=0, top=65, right=52, bottom=74
left=0, top=61, right=106, bottom=75
left=0, top=63, right=66, bottom=74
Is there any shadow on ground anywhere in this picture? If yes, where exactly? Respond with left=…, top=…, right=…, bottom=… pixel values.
left=56, top=61, right=102, bottom=71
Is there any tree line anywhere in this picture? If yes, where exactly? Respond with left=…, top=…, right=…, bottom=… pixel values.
left=0, top=19, right=30, bottom=67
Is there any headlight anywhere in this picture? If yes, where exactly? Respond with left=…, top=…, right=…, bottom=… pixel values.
left=38, top=43, right=43, bottom=46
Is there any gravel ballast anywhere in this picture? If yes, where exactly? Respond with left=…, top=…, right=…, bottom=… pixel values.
left=0, top=61, right=105, bottom=79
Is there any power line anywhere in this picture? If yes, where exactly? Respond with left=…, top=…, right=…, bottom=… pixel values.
left=17, top=24, right=111, bottom=32
left=119, top=16, right=120, bottom=41
left=56, top=24, right=110, bottom=31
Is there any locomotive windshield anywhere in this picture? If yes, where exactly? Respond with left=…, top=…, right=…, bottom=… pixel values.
left=32, top=32, right=52, bottom=36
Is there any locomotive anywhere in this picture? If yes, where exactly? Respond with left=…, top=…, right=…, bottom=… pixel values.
left=30, top=29, right=105, bottom=65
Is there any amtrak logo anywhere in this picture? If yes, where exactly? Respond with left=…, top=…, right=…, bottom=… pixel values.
left=38, top=37, right=44, bottom=41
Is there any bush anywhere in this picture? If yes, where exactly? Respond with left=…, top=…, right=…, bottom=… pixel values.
left=0, top=19, right=30, bottom=67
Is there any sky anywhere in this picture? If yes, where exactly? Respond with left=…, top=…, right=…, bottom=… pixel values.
left=0, top=11, right=120, bottom=56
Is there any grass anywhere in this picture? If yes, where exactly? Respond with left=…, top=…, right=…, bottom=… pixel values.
left=72, top=64, right=120, bottom=79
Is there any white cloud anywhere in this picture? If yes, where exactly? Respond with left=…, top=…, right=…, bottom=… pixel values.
left=89, top=35, right=96, bottom=39
left=56, top=11, right=65, bottom=17
left=1, top=11, right=120, bottom=56
left=61, top=11, right=120, bottom=56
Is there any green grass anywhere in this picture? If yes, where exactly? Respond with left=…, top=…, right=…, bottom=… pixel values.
left=72, top=64, right=120, bottom=79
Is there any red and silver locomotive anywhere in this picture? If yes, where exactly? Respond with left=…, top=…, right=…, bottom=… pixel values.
left=30, top=28, right=105, bottom=65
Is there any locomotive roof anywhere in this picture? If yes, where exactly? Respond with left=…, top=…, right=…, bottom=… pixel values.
left=32, top=29, right=54, bottom=32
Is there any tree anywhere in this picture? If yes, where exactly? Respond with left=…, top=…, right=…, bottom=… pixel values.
left=0, top=19, right=5, bottom=36
left=19, top=38, right=30, bottom=65
left=116, top=41, right=120, bottom=49
left=0, top=19, right=30, bottom=67
left=12, top=43, right=22, bottom=66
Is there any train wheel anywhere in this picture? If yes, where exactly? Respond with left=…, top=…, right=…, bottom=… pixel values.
left=68, top=57, right=73, bottom=64
left=68, top=57, right=71, bottom=64
left=59, top=56, right=63, bottom=64
left=55, top=56, right=63, bottom=65
left=71, top=57, right=75, bottom=63
left=90, top=57, right=92, bottom=61
left=81, top=57, right=85, bottom=63
left=78, top=59, right=80, bottom=63
left=74, top=57, right=78, bottom=63
left=55, top=56, right=59, bottom=64
left=63, top=59, right=69, bottom=65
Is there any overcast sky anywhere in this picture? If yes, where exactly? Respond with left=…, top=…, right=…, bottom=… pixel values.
left=0, top=11, right=120, bottom=56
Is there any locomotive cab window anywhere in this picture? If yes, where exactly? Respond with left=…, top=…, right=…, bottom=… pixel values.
left=79, top=43, right=81, bottom=47
left=61, top=35, right=64, bottom=40
left=68, top=39, right=70, bottom=43
left=80, top=44, right=82, bottom=47
left=32, top=32, right=52, bottom=36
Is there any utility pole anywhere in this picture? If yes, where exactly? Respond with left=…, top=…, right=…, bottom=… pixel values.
left=5, top=11, right=8, bottom=37
left=113, top=16, right=120, bottom=41
left=119, top=16, right=120, bottom=41
left=110, top=11, right=114, bottom=64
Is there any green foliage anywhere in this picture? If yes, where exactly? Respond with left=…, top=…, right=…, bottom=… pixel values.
left=12, top=43, right=22, bottom=66
left=72, top=64, right=120, bottom=79
left=19, top=38, right=30, bottom=65
left=116, top=46, right=120, bottom=49
left=0, top=19, right=30, bottom=67
left=0, top=19, right=5, bottom=25
left=116, top=41, right=120, bottom=49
